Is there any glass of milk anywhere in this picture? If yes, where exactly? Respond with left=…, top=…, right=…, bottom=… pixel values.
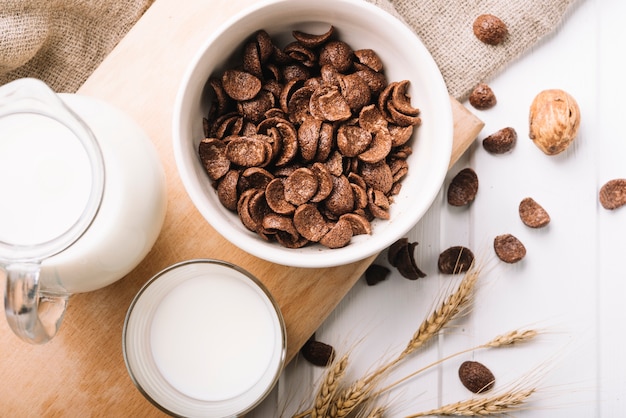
left=123, top=259, right=286, bottom=417
left=0, top=78, right=167, bottom=344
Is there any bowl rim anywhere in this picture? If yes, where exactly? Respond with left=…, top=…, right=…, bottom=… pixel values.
left=172, top=0, right=453, bottom=268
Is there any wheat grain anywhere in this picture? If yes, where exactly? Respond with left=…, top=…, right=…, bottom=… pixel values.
left=405, top=388, right=536, bottom=417
left=310, top=354, right=350, bottom=418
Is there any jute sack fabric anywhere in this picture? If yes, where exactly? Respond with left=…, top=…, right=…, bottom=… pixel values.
left=0, top=0, right=579, bottom=99
left=0, top=0, right=154, bottom=93
left=367, top=0, right=579, bottom=100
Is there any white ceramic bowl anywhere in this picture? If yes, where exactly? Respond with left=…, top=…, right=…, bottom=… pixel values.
left=173, top=0, right=453, bottom=268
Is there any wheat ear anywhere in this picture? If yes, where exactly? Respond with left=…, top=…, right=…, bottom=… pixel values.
left=327, top=266, right=481, bottom=416
left=328, top=378, right=370, bottom=418
left=302, top=266, right=484, bottom=418
left=399, top=266, right=480, bottom=360
left=357, top=266, right=481, bottom=389
left=482, top=329, right=538, bottom=348
left=373, top=327, right=538, bottom=397
left=310, top=354, right=350, bottom=418
left=406, top=388, right=536, bottom=417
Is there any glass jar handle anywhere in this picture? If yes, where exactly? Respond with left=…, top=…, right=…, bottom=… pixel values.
left=4, top=263, right=68, bottom=344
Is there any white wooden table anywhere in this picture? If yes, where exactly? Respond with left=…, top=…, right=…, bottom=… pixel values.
left=251, top=0, right=625, bottom=416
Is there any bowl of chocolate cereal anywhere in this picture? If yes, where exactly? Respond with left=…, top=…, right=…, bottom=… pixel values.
left=173, top=0, right=453, bottom=268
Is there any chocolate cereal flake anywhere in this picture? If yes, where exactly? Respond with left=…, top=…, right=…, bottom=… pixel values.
left=292, top=26, right=335, bottom=48
left=599, top=179, right=626, bottom=210
left=493, top=234, right=526, bottom=263
left=354, top=49, right=384, bottom=72
left=519, top=197, right=550, bottom=228
left=447, top=168, right=479, bottom=206
left=301, top=336, right=336, bottom=367
left=318, top=40, right=354, bottom=73
left=482, top=127, right=517, bottom=154
left=469, top=83, right=497, bottom=110
left=438, top=246, right=475, bottom=274
left=293, top=204, right=329, bottom=242
left=365, top=264, right=391, bottom=286
left=472, top=14, right=508, bottom=46
left=387, top=238, right=426, bottom=280
left=221, top=69, right=262, bottom=101
left=458, top=360, right=496, bottom=394
left=319, top=218, right=353, bottom=249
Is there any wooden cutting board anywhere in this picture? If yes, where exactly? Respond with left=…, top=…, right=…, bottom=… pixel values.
left=0, top=0, right=483, bottom=415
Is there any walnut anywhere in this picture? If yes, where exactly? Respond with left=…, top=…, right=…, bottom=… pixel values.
left=529, top=89, right=580, bottom=155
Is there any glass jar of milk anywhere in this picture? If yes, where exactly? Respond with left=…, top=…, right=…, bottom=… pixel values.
left=0, top=78, right=167, bottom=344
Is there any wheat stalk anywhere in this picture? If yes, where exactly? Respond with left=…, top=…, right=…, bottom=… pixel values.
left=365, top=406, right=386, bottom=418
left=310, top=354, right=350, bottom=418
left=405, top=388, right=536, bottom=417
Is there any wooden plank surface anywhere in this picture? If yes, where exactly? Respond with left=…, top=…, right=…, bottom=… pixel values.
left=0, top=0, right=482, bottom=415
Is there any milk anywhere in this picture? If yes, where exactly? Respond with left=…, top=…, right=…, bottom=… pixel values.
left=123, top=260, right=285, bottom=417
left=0, top=114, right=92, bottom=246
left=37, top=94, right=168, bottom=293
left=150, top=274, right=278, bottom=401
left=1, top=93, right=167, bottom=294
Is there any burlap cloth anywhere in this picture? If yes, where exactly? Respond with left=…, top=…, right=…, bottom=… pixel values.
left=0, top=0, right=578, bottom=100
